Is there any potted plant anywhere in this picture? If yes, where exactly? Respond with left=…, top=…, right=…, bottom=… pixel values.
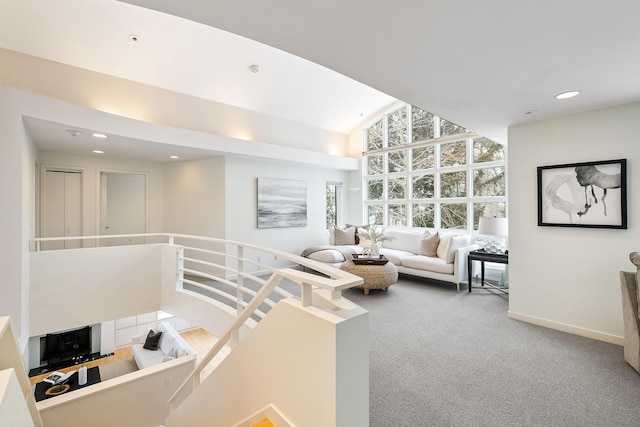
left=360, top=226, right=394, bottom=257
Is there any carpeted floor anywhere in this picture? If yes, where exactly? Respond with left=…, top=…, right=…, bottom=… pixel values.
left=343, top=276, right=640, bottom=427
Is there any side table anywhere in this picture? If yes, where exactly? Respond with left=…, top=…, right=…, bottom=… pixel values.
left=467, top=249, right=509, bottom=294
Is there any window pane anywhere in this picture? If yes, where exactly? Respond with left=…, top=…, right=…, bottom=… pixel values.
left=473, top=167, right=505, bottom=197
left=472, top=203, right=506, bottom=230
left=441, top=203, right=467, bottom=229
left=440, top=118, right=466, bottom=137
left=388, top=151, right=406, bottom=173
left=441, top=140, right=466, bottom=167
left=388, top=204, right=407, bottom=226
left=326, top=185, right=336, bottom=229
left=388, top=177, right=406, bottom=199
left=367, top=120, right=383, bottom=150
left=412, top=146, right=435, bottom=171
left=368, top=155, right=383, bottom=175
left=388, top=108, right=407, bottom=146
left=473, top=137, right=504, bottom=163
left=368, top=179, right=383, bottom=200
left=412, top=106, right=434, bottom=142
left=440, top=171, right=466, bottom=198
left=412, top=174, right=434, bottom=199
left=367, top=204, right=383, bottom=225
left=412, top=203, right=434, bottom=228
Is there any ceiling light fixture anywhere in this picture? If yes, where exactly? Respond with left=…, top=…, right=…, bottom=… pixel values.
left=555, top=90, right=581, bottom=100
left=249, top=64, right=260, bottom=73
left=92, top=133, right=108, bottom=138
left=93, top=150, right=104, bottom=154
left=169, top=155, right=179, bottom=159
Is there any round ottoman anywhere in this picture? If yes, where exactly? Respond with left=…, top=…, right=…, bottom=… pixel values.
left=340, top=260, right=398, bottom=295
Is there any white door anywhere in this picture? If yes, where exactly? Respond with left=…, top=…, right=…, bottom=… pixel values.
left=100, top=172, right=146, bottom=246
left=41, top=170, right=82, bottom=250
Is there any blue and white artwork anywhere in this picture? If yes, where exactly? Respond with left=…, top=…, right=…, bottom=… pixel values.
left=257, top=178, right=307, bottom=228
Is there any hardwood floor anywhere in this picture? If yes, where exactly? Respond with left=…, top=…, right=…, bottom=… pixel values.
left=29, top=328, right=220, bottom=385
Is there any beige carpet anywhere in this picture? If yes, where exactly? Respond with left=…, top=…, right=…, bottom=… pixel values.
left=99, top=358, right=138, bottom=381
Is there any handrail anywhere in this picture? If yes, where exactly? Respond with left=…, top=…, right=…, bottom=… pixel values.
left=33, top=233, right=364, bottom=413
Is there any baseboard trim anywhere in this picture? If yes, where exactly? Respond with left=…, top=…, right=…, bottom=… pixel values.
left=507, top=310, right=624, bottom=346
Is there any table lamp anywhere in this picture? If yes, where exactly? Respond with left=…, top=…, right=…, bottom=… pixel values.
left=478, top=216, right=508, bottom=254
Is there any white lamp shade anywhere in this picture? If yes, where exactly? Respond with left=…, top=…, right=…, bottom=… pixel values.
left=478, top=217, right=508, bottom=236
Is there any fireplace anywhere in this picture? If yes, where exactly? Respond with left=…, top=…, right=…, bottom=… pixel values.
left=40, top=326, right=92, bottom=368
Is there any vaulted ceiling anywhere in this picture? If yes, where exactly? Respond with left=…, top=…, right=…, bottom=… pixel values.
left=2, top=0, right=640, bottom=154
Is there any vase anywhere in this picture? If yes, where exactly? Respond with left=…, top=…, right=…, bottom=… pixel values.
left=78, top=365, right=87, bottom=385
left=371, top=242, right=380, bottom=257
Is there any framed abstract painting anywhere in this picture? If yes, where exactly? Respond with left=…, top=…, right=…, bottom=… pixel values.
left=537, top=159, right=627, bottom=229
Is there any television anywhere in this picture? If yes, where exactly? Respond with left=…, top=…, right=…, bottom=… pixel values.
left=42, top=326, right=91, bottom=366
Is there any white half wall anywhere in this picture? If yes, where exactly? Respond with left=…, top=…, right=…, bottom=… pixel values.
left=167, top=298, right=369, bottom=427
left=29, top=245, right=163, bottom=337
left=508, top=102, right=640, bottom=344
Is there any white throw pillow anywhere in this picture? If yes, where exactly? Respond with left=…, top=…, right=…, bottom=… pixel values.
left=445, top=235, right=471, bottom=263
left=329, top=226, right=336, bottom=245
left=383, top=228, right=427, bottom=254
left=436, top=234, right=452, bottom=260
left=160, top=330, right=177, bottom=354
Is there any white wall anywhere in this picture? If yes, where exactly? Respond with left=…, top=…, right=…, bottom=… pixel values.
left=29, top=245, right=164, bottom=337
left=163, top=157, right=225, bottom=238
left=224, top=156, right=353, bottom=260
left=0, top=87, right=36, bottom=351
left=37, top=151, right=165, bottom=238
left=508, top=102, right=640, bottom=343
left=167, top=298, right=369, bottom=427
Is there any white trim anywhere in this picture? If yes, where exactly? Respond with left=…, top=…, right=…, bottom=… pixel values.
left=507, top=310, right=624, bottom=346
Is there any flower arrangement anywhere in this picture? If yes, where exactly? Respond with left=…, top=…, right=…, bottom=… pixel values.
left=360, top=226, right=395, bottom=243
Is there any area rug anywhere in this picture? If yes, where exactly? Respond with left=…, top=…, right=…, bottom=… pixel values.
left=99, top=358, right=138, bottom=381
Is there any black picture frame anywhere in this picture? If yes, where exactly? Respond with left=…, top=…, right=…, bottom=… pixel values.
left=537, top=159, right=627, bottom=229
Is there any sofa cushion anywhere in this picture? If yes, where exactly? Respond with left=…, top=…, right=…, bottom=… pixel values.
left=379, top=248, right=416, bottom=266
left=143, top=330, right=162, bottom=351
left=306, top=249, right=347, bottom=263
left=383, top=228, right=427, bottom=254
left=402, top=255, right=454, bottom=274
left=445, top=235, right=472, bottom=263
left=419, top=232, right=439, bottom=257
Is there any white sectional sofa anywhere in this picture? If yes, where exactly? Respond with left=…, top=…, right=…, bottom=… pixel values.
left=131, top=321, right=197, bottom=369
left=302, top=226, right=479, bottom=291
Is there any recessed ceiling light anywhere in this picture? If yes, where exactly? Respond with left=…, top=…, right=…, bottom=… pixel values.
left=93, top=133, right=108, bottom=138
left=66, top=130, right=82, bottom=137
left=555, top=90, right=581, bottom=100
left=169, top=155, right=179, bottom=159
left=93, top=150, right=104, bottom=154
left=249, top=64, right=260, bottom=73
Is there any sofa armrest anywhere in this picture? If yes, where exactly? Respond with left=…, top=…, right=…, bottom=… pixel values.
left=452, top=243, right=481, bottom=284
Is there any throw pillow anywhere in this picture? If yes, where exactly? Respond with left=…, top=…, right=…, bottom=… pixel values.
left=436, top=234, right=452, bottom=260
left=445, top=235, right=472, bottom=263
left=328, top=225, right=336, bottom=245
left=347, top=223, right=370, bottom=244
left=419, top=232, right=439, bottom=257
left=334, top=226, right=356, bottom=245
left=142, top=329, right=163, bottom=351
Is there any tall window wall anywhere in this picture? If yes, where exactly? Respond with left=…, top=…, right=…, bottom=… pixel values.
left=363, top=104, right=506, bottom=231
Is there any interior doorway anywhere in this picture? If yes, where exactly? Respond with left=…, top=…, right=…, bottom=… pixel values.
left=40, top=168, right=83, bottom=250
left=100, top=171, right=147, bottom=246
